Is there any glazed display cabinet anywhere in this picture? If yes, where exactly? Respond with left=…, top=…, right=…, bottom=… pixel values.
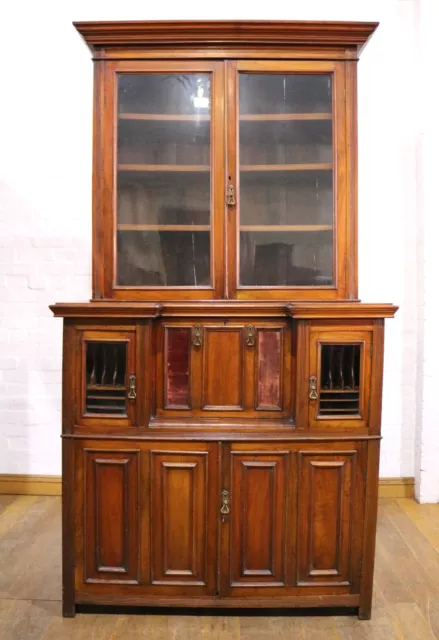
left=51, top=20, right=397, bottom=619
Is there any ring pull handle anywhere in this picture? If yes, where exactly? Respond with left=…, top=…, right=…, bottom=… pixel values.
left=220, top=489, right=230, bottom=523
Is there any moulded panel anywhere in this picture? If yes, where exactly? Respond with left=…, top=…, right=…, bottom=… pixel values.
left=83, top=449, right=139, bottom=583
left=150, top=450, right=210, bottom=586
left=202, top=327, right=244, bottom=409
left=297, top=450, right=355, bottom=585
left=230, top=451, right=288, bottom=586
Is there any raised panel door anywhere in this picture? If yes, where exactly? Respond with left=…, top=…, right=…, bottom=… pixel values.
left=149, top=445, right=218, bottom=594
left=224, top=447, right=291, bottom=593
left=297, top=448, right=363, bottom=587
left=81, top=448, right=140, bottom=584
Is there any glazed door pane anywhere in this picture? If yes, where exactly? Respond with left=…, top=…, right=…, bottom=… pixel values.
left=116, top=73, right=212, bottom=288
left=238, top=72, right=334, bottom=288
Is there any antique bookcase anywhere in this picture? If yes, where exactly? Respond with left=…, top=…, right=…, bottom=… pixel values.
left=51, top=20, right=397, bottom=619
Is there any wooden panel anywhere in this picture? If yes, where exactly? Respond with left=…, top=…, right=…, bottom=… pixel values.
left=229, top=451, right=288, bottom=587
left=83, top=449, right=139, bottom=583
left=150, top=450, right=212, bottom=588
left=164, top=327, right=191, bottom=408
left=202, top=327, right=244, bottom=410
left=297, top=450, right=356, bottom=585
left=256, top=328, right=283, bottom=410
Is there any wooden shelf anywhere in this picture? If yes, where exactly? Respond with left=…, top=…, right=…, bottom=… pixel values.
left=86, top=385, right=126, bottom=391
left=241, top=225, right=333, bottom=232
left=240, top=113, right=332, bottom=121
left=118, top=164, right=209, bottom=172
left=118, top=224, right=210, bottom=231
left=320, top=389, right=360, bottom=394
left=119, top=113, right=210, bottom=122
left=241, top=163, right=332, bottom=172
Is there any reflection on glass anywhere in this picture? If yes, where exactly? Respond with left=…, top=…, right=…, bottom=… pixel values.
left=239, top=74, right=334, bottom=287
left=116, top=74, right=211, bottom=287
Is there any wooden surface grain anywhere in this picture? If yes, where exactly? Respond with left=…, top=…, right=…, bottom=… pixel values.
left=0, top=495, right=438, bottom=639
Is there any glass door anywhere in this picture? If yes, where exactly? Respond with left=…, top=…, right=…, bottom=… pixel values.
left=226, top=61, right=348, bottom=300
left=103, top=61, right=225, bottom=299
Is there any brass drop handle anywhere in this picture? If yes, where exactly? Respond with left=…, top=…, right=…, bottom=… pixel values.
left=227, top=184, right=236, bottom=206
left=127, top=375, right=137, bottom=400
left=220, top=489, right=230, bottom=522
left=246, top=325, right=256, bottom=348
left=192, top=325, right=202, bottom=348
left=309, top=376, right=318, bottom=401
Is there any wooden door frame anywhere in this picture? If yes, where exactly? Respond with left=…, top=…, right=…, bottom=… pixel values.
left=95, top=59, right=226, bottom=300
left=225, top=59, right=352, bottom=301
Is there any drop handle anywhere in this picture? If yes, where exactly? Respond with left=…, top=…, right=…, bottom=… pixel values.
left=220, top=489, right=230, bottom=523
left=127, top=375, right=136, bottom=400
left=309, top=376, right=318, bottom=401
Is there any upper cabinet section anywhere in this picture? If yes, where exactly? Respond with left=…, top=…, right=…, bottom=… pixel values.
left=74, top=21, right=378, bottom=301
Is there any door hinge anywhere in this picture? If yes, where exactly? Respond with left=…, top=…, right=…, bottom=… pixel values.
left=370, top=343, right=373, bottom=358
left=368, top=397, right=371, bottom=416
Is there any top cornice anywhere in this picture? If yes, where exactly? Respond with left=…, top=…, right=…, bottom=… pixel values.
left=73, top=20, right=378, bottom=53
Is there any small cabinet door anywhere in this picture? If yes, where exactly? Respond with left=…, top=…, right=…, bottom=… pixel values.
left=157, top=321, right=291, bottom=419
left=149, top=444, right=219, bottom=594
left=79, top=448, right=140, bottom=585
left=221, top=445, right=293, bottom=595
left=308, top=326, right=373, bottom=428
left=76, top=329, right=138, bottom=427
left=296, top=446, right=365, bottom=588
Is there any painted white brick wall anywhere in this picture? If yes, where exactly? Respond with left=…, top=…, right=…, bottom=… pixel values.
left=0, top=0, right=419, bottom=483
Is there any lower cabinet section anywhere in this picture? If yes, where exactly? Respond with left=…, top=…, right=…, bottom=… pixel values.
left=74, top=439, right=366, bottom=604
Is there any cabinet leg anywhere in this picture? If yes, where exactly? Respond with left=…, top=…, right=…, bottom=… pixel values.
left=358, top=603, right=372, bottom=620
left=62, top=595, right=76, bottom=618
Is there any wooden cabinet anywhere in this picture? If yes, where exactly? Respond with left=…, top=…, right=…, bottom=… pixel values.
left=52, top=20, right=398, bottom=620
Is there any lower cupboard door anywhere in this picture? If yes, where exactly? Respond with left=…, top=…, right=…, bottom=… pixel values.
left=80, top=448, right=141, bottom=585
left=149, top=445, right=219, bottom=595
left=221, top=448, right=293, bottom=595
left=296, top=447, right=365, bottom=588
